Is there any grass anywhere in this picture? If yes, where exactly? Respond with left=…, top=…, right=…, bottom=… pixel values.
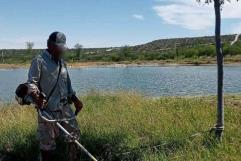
left=0, top=92, right=240, bottom=161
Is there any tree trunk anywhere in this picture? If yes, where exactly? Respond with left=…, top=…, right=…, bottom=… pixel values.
left=214, top=0, right=224, bottom=140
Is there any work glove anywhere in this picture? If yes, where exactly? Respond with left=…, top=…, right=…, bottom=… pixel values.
left=72, top=95, right=83, bottom=115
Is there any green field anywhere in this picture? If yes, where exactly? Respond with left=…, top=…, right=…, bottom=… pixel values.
left=0, top=92, right=240, bottom=161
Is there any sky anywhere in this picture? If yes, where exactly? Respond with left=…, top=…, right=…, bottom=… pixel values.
left=0, top=0, right=241, bottom=49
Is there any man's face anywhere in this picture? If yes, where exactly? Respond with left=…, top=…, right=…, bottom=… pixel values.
left=47, top=32, right=67, bottom=59
left=51, top=44, right=66, bottom=59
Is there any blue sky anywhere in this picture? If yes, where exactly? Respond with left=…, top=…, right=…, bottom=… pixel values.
left=0, top=0, right=241, bottom=49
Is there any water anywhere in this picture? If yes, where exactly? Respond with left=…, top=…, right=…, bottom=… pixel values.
left=1, top=66, right=241, bottom=102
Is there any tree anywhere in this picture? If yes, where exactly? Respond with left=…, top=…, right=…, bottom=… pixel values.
left=197, top=0, right=239, bottom=141
left=120, top=45, right=131, bottom=58
left=74, top=43, right=83, bottom=61
left=26, top=41, right=34, bottom=56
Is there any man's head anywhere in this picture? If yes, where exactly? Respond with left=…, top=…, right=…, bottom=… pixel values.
left=47, top=31, right=67, bottom=59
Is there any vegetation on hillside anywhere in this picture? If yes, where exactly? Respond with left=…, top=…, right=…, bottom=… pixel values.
left=0, top=92, right=240, bottom=161
left=0, top=34, right=240, bottom=64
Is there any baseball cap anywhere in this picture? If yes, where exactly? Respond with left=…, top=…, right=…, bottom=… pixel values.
left=48, top=31, right=67, bottom=49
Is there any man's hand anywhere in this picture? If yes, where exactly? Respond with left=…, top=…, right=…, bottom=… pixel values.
left=72, top=95, right=83, bottom=115
left=31, top=92, right=47, bottom=109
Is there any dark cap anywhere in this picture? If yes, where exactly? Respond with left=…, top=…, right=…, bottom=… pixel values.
left=47, top=31, right=66, bottom=48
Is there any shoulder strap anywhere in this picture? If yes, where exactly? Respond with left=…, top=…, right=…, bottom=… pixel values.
left=63, top=62, right=71, bottom=94
left=38, top=57, right=43, bottom=92
left=46, top=61, right=62, bottom=102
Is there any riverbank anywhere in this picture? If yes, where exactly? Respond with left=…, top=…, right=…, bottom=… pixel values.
left=0, top=61, right=240, bottom=69
left=2, top=55, right=241, bottom=69
left=0, top=92, right=240, bottom=161
left=0, top=61, right=203, bottom=69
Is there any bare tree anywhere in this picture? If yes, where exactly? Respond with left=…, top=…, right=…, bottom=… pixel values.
left=197, top=0, right=239, bottom=141
left=26, top=42, right=34, bottom=50
left=74, top=43, right=83, bottom=61
left=26, top=42, right=34, bottom=56
left=1, top=50, right=4, bottom=63
left=120, top=45, right=130, bottom=57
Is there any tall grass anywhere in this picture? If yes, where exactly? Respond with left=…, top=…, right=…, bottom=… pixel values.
left=0, top=92, right=240, bottom=161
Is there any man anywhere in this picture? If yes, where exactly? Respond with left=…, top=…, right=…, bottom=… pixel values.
left=27, top=32, right=83, bottom=161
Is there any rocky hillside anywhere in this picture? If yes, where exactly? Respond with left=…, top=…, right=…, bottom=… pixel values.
left=132, top=34, right=237, bottom=51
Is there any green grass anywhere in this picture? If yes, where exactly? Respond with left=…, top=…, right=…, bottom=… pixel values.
left=0, top=92, right=240, bottom=161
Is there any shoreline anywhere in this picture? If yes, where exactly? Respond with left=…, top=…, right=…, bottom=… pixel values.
left=2, top=61, right=241, bottom=69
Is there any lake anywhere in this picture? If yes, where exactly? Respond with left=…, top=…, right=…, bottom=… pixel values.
left=1, top=66, right=241, bottom=102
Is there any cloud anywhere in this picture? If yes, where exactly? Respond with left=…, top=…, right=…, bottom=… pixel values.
left=153, top=4, right=213, bottom=30
left=132, top=14, right=144, bottom=20
left=153, top=0, right=241, bottom=30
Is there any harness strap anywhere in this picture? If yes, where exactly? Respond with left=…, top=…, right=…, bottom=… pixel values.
left=46, top=61, right=62, bottom=102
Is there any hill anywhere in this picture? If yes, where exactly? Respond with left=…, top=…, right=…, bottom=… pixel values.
left=132, top=34, right=237, bottom=51
left=0, top=34, right=241, bottom=64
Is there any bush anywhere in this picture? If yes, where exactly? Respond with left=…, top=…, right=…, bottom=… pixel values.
left=197, top=45, right=215, bottom=57
left=224, top=43, right=241, bottom=56
left=178, top=48, right=199, bottom=58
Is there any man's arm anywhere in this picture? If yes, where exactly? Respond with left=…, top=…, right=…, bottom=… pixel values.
left=67, top=72, right=76, bottom=98
left=28, top=57, right=41, bottom=86
left=66, top=65, right=83, bottom=115
left=27, top=57, right=46, bottom=108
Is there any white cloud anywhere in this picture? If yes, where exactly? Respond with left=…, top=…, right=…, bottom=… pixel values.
left=153, top=4, right=213, bottom=30
left=153, top=0, right=241, bottom=30
left=222, top=2, right=241, bottom=19
left=132, top=14, right=145, bottom=20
